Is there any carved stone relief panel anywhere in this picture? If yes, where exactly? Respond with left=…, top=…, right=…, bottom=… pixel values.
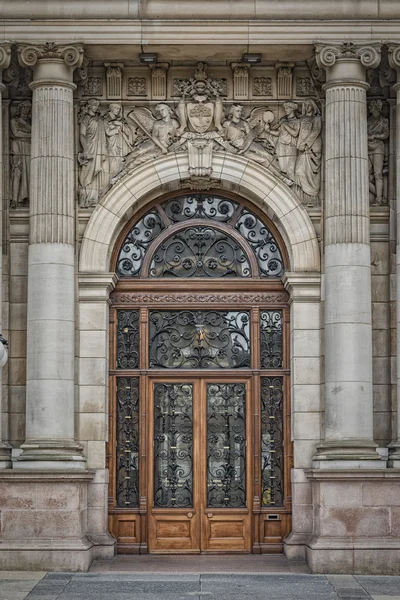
left=105, top=63, right=124, bottom=99
left=76, top=62, right=323, bottom=209
left=275, top=63, right=294, bottom=98
left=367, top=99, right=389, bottom=206
left=232, top=64, right=249, bottom=100
left=151, top=64, right=168, bottom=100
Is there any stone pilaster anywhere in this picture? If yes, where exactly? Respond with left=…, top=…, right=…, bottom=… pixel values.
left=314, top=41, right=383, bottom=465
left=15, top=42, right=86, bottom=469
left=388, top=44, right=400, bottom=468
left=0, top=43, right=12, bottom=468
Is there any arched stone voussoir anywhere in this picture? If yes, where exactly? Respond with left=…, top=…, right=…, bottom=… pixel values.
left=79, top=152, right=320, bottom=274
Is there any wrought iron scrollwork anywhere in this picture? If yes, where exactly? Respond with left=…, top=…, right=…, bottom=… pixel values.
left=207, top=383, right=246, bottom=508
left=149, top=226, right=251, bottom=278
left=117, top=310, right=140, bottom=369
left=149, top=310, right=251, bottom=369
left=235, top=208, right=284, bottom=277
left=162, top=194, right=238, bottom=223
left=154, top=383, right=193, bottom=508
left=261, top=377, right=284, bottom=507
left=260, top=310, right=283, bottom=369
left=116, top=209, right=165, bottom=277
left=116, top=377, right=140, bottom=508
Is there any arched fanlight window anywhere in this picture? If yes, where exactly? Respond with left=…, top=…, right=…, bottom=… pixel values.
left=116, top=194, right=284, bottom=278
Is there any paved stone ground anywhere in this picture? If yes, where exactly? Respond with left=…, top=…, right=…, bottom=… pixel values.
left=0, top=557, right=399, bottom=600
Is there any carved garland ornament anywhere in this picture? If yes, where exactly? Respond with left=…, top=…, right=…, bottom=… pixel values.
left=111, top=292, right=289, bottom=305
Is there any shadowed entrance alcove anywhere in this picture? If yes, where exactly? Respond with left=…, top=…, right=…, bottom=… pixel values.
left=78, top=152, right=320, bottom=558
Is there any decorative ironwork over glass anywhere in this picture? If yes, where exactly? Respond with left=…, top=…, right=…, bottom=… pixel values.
left=162, top=194, right=238, bottom=223
left=260, top=310, right=283, bottom=369
left=207, top=383, right=246, bottom=508
left=149, top=226, right=251, bottom=278
left=235, top=208, right=284, bottom=277
left=149, top=310, right=251, bottom=369
left=261, top=377, right=284, bottom=507
left=116, top=377, right=140, bottom=508
left=154, top=383, right=193, bottom=508
left=116, top=209, right=165, bottom=277
left=117, top=310, right=140, bottom=369
left=115, top=194, right=284, bottom=278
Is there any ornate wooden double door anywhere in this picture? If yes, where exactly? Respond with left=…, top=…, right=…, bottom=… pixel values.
left=107, top=191, right=292, bottom=554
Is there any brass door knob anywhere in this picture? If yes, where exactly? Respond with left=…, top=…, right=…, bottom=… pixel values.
left=187, top=512, right=193, bottom=518
left=207, top=513, right=213, bottom=518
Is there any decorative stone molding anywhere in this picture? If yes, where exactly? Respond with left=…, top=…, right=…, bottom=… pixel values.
left=17, top=41, right=84, bottom=70
left=151, top=64, right=168, bottom=100
left=111, top=292, right=289, bottom=305
left=275, top=62, right=294, bottom=97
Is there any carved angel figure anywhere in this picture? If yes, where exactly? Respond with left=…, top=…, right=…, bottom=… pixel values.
left=78, top=98, right=108, bottom=208
left=121, top=104, right=180, bottom=172
left=294, top=99, right=322, bottom=200
left=368, top=99, right=389, bottom=205
left=10, top=100, right=31, bottom=208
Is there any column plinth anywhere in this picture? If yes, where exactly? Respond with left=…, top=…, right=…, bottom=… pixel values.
left=314, top=41, right=383, bottom=467
left=388, top=46, right=400, bottom=468
left=14, top=43, right=86, bottom=470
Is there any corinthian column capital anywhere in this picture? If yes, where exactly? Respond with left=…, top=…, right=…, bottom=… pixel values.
left=315, top=41, right=381, bottom=81
left=17, top=42, right=84, bottom=71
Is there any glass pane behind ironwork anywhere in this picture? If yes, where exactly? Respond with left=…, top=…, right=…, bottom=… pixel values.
left=261, top=377, right=284, bottom=507
left=116, top=209, right=165, bottom=277
left=116, top=377, right=140, bottom=508
left=154, top=383, right=193, bottom=508
left=260, top=310, right=283, bottom=369
left=149, top=310, right=251, bottom=369
left=235, top=208, right=284, bottom=277
left=162, top=194, right=238, bottom=223
left=207, top=383, right=246, bottom=508
left=117, top=310, right=140, bottom=369
left=149, top=226, right=251, bottom=278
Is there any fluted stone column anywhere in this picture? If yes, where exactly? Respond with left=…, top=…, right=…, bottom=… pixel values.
left=0, top=43, right=12, bottom=468
left=15, top=43, right=86, bottom=469
left=388, top=45, right=400, bottom=468
left=314, top=42, right=382, bottom=465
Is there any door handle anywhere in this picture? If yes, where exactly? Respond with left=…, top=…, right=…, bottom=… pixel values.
left=187, top=512, right=193, bottom=518
left=207, top=513, right=213, bottom=518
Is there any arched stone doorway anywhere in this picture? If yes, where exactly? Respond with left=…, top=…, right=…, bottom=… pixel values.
left=78, top=153, right=320, bottom=558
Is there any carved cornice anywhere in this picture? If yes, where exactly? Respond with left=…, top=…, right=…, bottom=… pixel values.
left=111, top=292, right=289, bottom=305
left=315, top=41, right=381, bottom=71
left=17, top=42, right=84, bottom=70
left=0, top=42, right=12, bottom=72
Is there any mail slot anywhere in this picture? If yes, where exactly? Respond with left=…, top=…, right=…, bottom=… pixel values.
left=266, top=514, right=281, bottom=521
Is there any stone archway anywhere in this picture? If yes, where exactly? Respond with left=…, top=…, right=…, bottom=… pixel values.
left=78, top=152, right=321, bottom=559
left=79, top=152, right=320, bottom=274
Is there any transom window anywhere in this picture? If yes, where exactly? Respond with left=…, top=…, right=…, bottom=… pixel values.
left=116, top=193, right=284, bottom=278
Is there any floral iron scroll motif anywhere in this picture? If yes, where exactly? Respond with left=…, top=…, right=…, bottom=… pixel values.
left=260, top=310, right=283, bottom=368
left=116, top=209, right=165, bottom=277
left=149, top=225, right=251, bottom=278
left=116, top=310, right=140, bottom=369
left=261, top=377, right=284, bottom=507
left=116, top=377, right=140, bottom=508
left=115, top=194, right=285, bottom=279
left=154, top=383, right=194, bottom=508
left=149, top=310, right=251, bottom=369
left=207, top=383, right=246, bottom=508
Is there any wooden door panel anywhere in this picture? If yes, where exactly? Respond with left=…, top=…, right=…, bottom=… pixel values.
left=204, top=513, right=251, bottom=552
left=150, top=513, right=200, bottom=552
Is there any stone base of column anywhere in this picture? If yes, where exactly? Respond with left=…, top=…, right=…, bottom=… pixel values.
left=313, top=439, right=385, bottom=468
left=388, top=442, right=400, bottom=468
left=0, top=443, right=12, bottom=469
left=0, top=470, right=115, bottom=571
left=14, top=439, right=86, bottom=470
